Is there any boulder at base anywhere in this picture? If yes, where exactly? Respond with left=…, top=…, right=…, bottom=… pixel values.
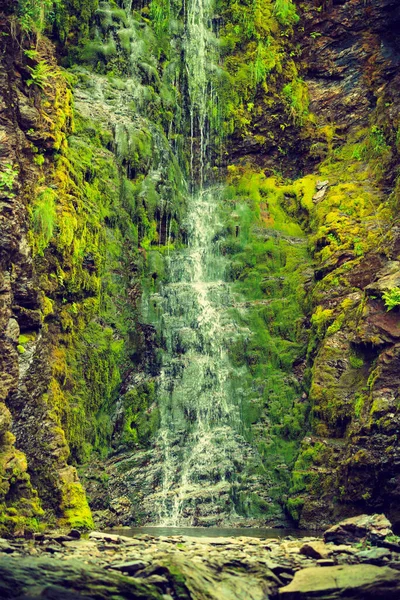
left=278, top=564, right=400, bottom=599
left=323, top=514, right=392, bottom=545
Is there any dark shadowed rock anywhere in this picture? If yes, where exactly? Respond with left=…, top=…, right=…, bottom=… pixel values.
left=108, top=560, right=149, bottom=574
left=0, top=556, right=163, bottom=599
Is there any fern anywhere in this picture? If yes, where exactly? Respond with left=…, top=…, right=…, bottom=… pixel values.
left=27, top=61, right=56, bottom=90
left=382, top=288, right=400, bottom=311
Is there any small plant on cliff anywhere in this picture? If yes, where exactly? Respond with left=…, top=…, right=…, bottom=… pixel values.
left=365, top=125, right=390, bottom=160
left=274, top=0, right=299, bottom=27
left=282, top=78, right=309, bottom=125
left=0, top=164, right=18, bottom=195
left=382, top=287, right=400, bottom=311
left=27, top=61, right=55, bottom=90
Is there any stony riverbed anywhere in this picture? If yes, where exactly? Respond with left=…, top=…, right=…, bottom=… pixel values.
left=0, top=514, right=399, bottom=599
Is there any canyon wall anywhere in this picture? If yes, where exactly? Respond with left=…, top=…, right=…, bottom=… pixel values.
left=0, top=0, right=399, bottom=533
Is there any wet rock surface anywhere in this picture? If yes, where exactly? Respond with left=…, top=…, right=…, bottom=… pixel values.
left=0, top=516, right=399, bottom=599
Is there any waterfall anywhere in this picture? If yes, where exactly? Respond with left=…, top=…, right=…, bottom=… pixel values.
left=146, top=188, right=257, bottom=525
left=71, top=0, right=276, bottom=527
left=141, top=0, right=263, bottom=525
left=184, top=0, right=217, bottom=186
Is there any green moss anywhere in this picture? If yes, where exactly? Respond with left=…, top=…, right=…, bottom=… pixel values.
left=287, top=496, right=304, bottom=522
left=59, top=482, right=94, bottom=530
left=354, top=393, right=367, bottom=419
left=31, top=188, right=57, bottom=255
left=0, top=444, right=44, bottom=536
left=216, top=0, right=308, bottom=147
left=311, top=306, right=334, bottom=339
left=349, top=355, right=364, bottom=369
left=118, top=383, right=159, bottom=448
left=217, top=166, right=312, bottom=508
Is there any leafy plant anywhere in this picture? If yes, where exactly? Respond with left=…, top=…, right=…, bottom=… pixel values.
left=274, top=0, right=300, bottom=27
left=251, top=40, right=275, bottom=85
left=382, top=287, right=400, bottom=311
left=24, top=49, right=39, bottom=60
left=0, top=164, right=19, bottom=195
left=34, top=154, right=45, bottom=166
left=18, top=0, right=61, bottom=34
left=282, top=77, right=309, bottom=124
left=368, top=125, right=390, bottom=156
left=27, top=61, right=55, bottom=90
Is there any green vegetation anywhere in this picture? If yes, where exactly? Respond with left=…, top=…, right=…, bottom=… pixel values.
left=59, top=481, right=93, bottom=529
left=274, top=0, right=299, bottom=27
left=219, top=165, right=311, bottom=510
left=17, top=0, right=98, bottom=41
left=27, top=61, right=55, bottom=89
left=31, top=188, right=57, bottom=254
left=382, top=287, right=400, bottom=311
left=118, top=383, right=160, bottom=448
left=0, top=163, right=18, bottom=195
left=7, top=0, right=398, bottom=536
left=17, top=0, right=61, bottom=33
left=216, top=0, right=307, bottom=149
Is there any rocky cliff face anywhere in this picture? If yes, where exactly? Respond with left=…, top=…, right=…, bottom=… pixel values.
left=287, top=0, right=400, bottom=530
left=0, top=19, right=96, bottom=532
left=0, top=0, right=186, bottom=533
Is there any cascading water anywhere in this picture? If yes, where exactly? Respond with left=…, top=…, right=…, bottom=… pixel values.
left=184, top=0, right=217, bottom=186
left=71, top=0, right=306, bottom=528
left=144, top=188, right=261, bottom=524
left=140, top=0, right=266, bottom=525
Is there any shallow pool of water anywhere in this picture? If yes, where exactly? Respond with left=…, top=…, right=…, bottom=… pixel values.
left=106, top=526, right=318, bottom=539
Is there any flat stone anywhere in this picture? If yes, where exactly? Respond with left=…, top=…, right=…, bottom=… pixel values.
left=62, top=540, right=98, bottom=551
left=43, top=545, right=62, bottom=554
left=312, top=188, right=327, bottom=203
left=0, top=539, right=14, bottom=554
left=330, top=544, right=357, bottom=555
left=300, top=541, right=332, bottom=559
left=279, top=564, right=400, bottom=598
left=357, top=547, right=391, bottom=563
left=53, top=535, right=75, bottom=543
left=89, top=531, right=122, bottom=543
left=316, top=559, right=335, bottom=566
left=194, top=537, right=233, bottom=545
